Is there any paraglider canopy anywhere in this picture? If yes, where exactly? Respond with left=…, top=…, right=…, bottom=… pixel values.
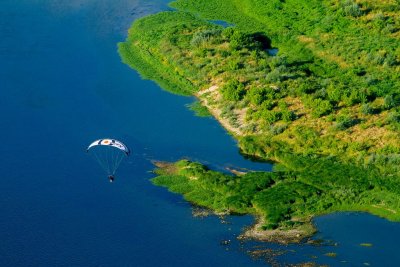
left=87, top=139, right=130, bottom=155
left=87, top=138, right=130, bottom=178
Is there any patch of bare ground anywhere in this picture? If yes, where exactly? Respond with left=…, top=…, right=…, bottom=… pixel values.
left=152, top=161, right=177, bottom=174
left=192, top=207, right=214, bottom=218
left=335, top=108, right=400, bottom=150
left=195, top=85, right=247, bottom=136
left=238, top=217, right=316, bottom=244
left=197, top=85, right=219, bottom=96
left=225, top=167, right=247, bottom=176
left=285, top=96, right=307, bottom=117
left=338, top=125, right=392, bottom=148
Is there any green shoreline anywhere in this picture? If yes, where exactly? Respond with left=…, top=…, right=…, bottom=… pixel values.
left=119, top=0, right=400, bottom=243
left=150, top=157, right=400, bottom=243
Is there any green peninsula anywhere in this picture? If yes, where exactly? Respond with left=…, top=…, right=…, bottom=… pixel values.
left=119, top=0, right=400, bottom=242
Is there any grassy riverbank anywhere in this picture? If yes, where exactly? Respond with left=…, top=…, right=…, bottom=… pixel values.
left=152, top=157, right=400, bottom=243
left=120, top=0, right=400, bottom=242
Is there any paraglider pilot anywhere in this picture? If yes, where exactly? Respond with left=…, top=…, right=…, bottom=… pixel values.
left=87, top=138, right=130, bottom=184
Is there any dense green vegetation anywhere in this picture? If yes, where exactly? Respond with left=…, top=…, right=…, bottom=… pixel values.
left=120, top=0, right=400, bottom=240
left=153, top=158, right=400, bottom=232
left=119, top=0, right=400, bottom=160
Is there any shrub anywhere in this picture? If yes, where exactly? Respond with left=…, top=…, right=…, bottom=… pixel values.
left=386, top=111, right=400, bottom=124
left=263, top=110, right=281, bottom=124
left=191, top=29, right=222, bottom=47
left=221, top=79, right=246, bottom=101
left=383, top=94, right=400, bottom=109
left=361, top=103, right=374, bottom=115
left=373, top=12, right=386, bottom=29
left=304, top=97, right=333, bottom=118
left=246, top=87, right=276, bottom=105
left=260, top=99, right=276, bottom=111
left=227, top=29, right=251, bottom=50
left=270, top=124, right=288, bottom=135
left=269, top=55, right=288, bottom=69
left=342, top=90, right=365, bottom=106
left=341, top=0, right=362, bottom=17
left=282, top=110, right=297, bottom=122
left=266, top=66, right=285, bottom=83
left=227, top=59, right=242, bottom=70
left=333, top=115, right=358, bottom=130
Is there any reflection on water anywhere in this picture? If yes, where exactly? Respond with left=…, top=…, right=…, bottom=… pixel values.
left=209, top=20, right=234, bottom=28
left=267, top=48, right=279, bottom=56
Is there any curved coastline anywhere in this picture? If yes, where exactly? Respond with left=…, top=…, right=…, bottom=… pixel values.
left=119, top=1, right=400, bottom=243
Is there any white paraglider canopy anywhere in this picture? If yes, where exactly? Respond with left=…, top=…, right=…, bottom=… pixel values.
left=87, top=138, right=130, bottom=176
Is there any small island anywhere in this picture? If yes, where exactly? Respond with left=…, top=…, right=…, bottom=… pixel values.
left=119, top=0, right=400, bottom=243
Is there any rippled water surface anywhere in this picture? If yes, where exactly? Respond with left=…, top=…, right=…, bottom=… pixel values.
left=0, top=1, right=268, bottom=266
left=1, top=1, right=400, bottom=266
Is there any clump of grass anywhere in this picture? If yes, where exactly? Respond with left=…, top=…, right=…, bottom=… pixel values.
left=186, top=101, right=212, bottom=117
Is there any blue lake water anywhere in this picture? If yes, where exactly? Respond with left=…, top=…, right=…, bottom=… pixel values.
left=1, top=1, right=400, bottom=266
